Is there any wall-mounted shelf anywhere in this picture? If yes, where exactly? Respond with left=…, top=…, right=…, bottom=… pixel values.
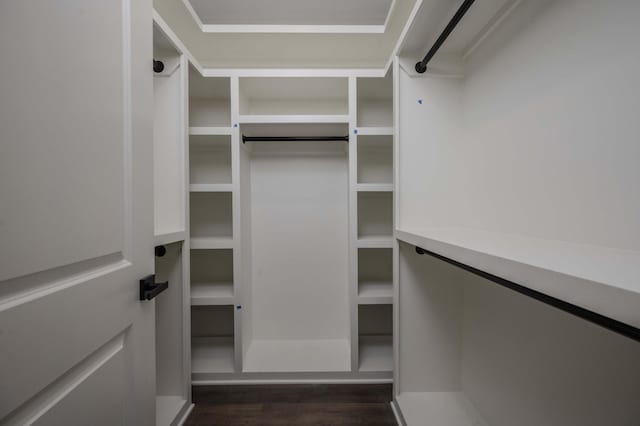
left=190, top=135, right=232, bottom=185
left=189, top=184, right=233, bottom=193
left=356, top=127, right=394, bottom=136
left=358, top=304, right=392, bottom=373
left=240, top=77, right=348, bottom=116
left=190, top=237, right=234, bottom=250
left=189, top=127, right=234, bottom=136
left=356, top=237, right=393, bottom=249
left=396, top=227, right=640, bottom=330
left=190, top=192, right=233, bottom=240
left=154, top=230, right=186, bottom=246
left=356, top=184, right=393, bottom=192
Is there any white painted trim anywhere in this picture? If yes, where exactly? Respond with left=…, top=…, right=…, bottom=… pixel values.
left=192, top=378, right=393, bottom=385
left=175, top=403, right=195, bottom=426
left=238, top=115, right=350, bottom=124
left=200, top=24, right=385, bottom=34
left=391, top=399, right=407, bottom=426
left=356, top=127, right=394, bottom=136
left=202, top=68, right=388, bottom=78
left=181, top=0, right=394, bottom=34
left=189, top=126, right=234, bottom=135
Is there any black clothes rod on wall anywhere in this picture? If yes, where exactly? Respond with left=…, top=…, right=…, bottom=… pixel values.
left=242, top=135, right=349, bottom=144
left=413, top=245, right=640, bottom=343
left=415, top=0, right=476, bottom=73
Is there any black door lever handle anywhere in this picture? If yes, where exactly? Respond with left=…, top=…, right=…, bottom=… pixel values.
left=139, top=275, right=168, bottom=301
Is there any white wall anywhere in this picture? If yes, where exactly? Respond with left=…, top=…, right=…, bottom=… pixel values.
left=249, top=142, right=350, bottom=340
left=399, top=0, right=640, bottom=251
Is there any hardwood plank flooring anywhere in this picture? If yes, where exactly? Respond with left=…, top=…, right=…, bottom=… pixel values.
left=185, top=384, right=397, bottom=425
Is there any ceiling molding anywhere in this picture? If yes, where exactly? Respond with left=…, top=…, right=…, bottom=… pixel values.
left=181, top=0, right=396, bottom=34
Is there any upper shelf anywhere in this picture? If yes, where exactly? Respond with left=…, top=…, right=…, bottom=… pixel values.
left=239, top=77, right=348, bottom=116
left=395, top=227, right=640, bottom=330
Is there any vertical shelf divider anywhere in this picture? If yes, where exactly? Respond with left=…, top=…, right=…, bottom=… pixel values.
left=348, top=76, right=359, bottom=372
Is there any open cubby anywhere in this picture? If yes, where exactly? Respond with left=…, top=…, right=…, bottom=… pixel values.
left=239, top=77, right=348, bottom=116
left=357, top=191, right=393, bottom=240
left=190, top=249, right=234, bottom=304
left=357, top=72, right=392, bottom=127
left=358, top=304, right=392, bottom=372
left=189, top=67, right=230, bottom=127
left=358, top=248, right=392, bottom=300
left=189, top=135, right=232, bottom=185
left=189, top=192, right=233, bottom=241
left=191, top=305, right=235, bottom=374
left=357, top=135, right=393, bottom=184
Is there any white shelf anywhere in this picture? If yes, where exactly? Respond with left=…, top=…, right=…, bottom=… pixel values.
left=189, top=126, right=234, bottom=135
left=155, top=396, right=187, bottom=426
left=243, top=339, right=351, bottom=373
left=239, top=114, right=350, bottom=124
left=395, top=227, right=640, bottom=329
left=356, top=183, right=393, bottom=192
left=358, top=335, right=392, bottom=372
left=191, top=337, right=235, bottom=374
left=356, top=236, right=393, bottom=248
left=356, top=127, right=393, bottom=136
left=189, top=184, right=233, bottom=192
left=358, top=281, right=392, bottom=304
left=396, top=392, right=488, bottom=426
left=191, top=282, right=234, bottom=305
left=153, top=230, right=186, bottom=246
left=190, top=237, right=234, bottom=249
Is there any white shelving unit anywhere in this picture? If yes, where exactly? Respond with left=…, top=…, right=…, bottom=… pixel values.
left=358, top=248, right=392, bottom=304
left=183, top=70, right=394, bottom=383
left=393, top=0, right=640, bottom=424
left=152, top=22, right=192, bottom=426
left=358, top=304, right=392, bottom=373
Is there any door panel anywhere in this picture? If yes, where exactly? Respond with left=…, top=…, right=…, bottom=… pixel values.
left=0, top=0, right=154, bottom=424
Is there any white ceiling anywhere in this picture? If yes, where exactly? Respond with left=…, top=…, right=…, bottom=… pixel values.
left=187, top=0, right=394, bottom=26
left=153, top=0, right=418, bottom=69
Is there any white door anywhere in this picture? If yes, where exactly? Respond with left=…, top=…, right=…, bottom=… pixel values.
left=0, top=1, right=155, bottom=425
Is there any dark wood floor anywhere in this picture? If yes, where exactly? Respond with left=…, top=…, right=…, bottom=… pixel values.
left=185, top=384, right=397, bottom=425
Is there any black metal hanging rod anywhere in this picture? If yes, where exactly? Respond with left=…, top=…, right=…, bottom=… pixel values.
left=242, top=135, right=349, bottom=144
left=413, top=245, right=640, bottom=343
left=415, top=0, right=476, bottom=74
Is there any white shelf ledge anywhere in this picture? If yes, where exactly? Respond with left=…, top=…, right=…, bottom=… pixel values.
left=358, top=335, right=392, bottom=372
left=189, top=184, right=233, bottom=192
left=356, top=127, right=393, bottom=136
left=356, top=183, right=393, bottom=192
left=238, top=114, right=350, bottom=124
left=395, top=392, right=488, bottom=426
left=357, top=281, right=392, bottom=304
left=153, top=230, right=186, bottom=246
left=243, top=339, right=351, bottom=373
left=356, top=236, right=393, bottom=248
left=191, top=282, right=234, bottom=305
left=395, top=227, right=640, bottom=329
left=189, top=126, right=234, bottom=135
left=192, top=337, right=235, bottom=374
left=190, top=237, right=234, bottom=250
